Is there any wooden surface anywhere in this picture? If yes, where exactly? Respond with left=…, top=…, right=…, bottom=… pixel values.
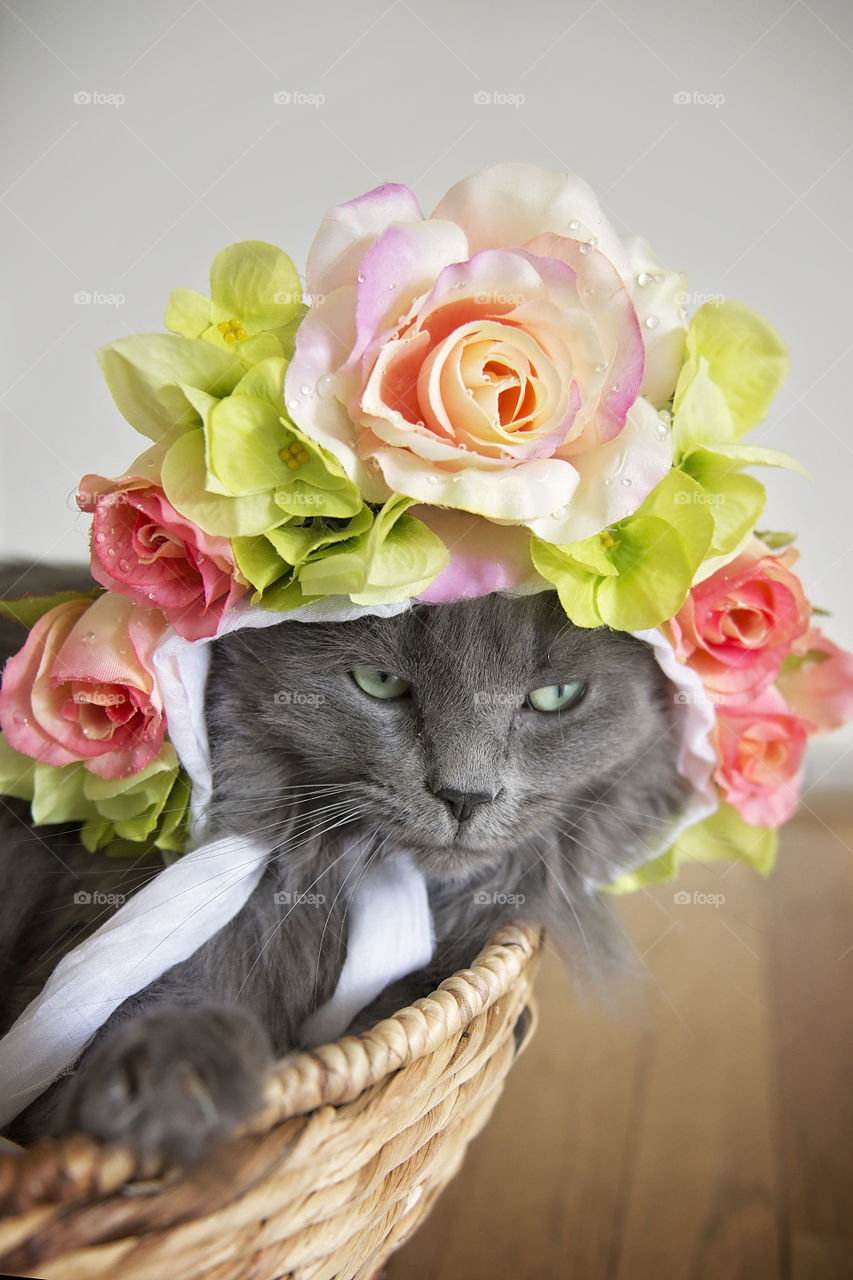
left=385, top=794, right=853, bottom=1280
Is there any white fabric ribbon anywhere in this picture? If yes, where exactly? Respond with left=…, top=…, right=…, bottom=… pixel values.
left=0, top=591, right=717, bottom=1128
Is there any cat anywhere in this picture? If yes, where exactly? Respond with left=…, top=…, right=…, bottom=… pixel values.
left=0, top=563, right=688, bottom=1162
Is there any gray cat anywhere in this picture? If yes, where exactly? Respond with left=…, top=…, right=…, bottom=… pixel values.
left=0, top=563, right=687, bottom=1162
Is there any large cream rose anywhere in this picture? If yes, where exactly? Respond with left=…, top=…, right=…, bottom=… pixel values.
left=285, top=164, right=685, bottom=543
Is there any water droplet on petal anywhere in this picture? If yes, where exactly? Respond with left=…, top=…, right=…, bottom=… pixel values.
left=583, top=287, right=594, bottom=297
left=106, top=547, right=117, bottom=558
left=588, top=236, right=598, bottom=248
left=388, top=282, right=396, bottom=290
left=656, top=422, right=669, bottom=439
left=621, top=477, right=632, bottom=487
left=610, top=384, right=621, bottom=394
left=426, top=474, right=439, bottom=485
left=94, top=532, right=105, bottom=544
left=579, top=243, right=593, bottom=255
left=458, top=442, right=469, bottom=451
left=569, top=219, right=581, bottom=230
left=636, top=271, right=653, bottom=288
left=653, top=273, right=664, bottom=283
left=644, top=315, right=660, bottom=330
left=604, top=477, right=615, bottom=486
left=318, top=374, right=334, bottom=394
left=287, top=399, right=298, bottom=410
left=82, top=630, right=96, bottom=644
left=300, top=384, right=313, bottom=396
left=594, top=362, right=608, bottom=374
left=147, top=592, right=157, bottom=600
left=357, top=273, right=365, bottom=283
left=658, top=408, right=672, bottom=424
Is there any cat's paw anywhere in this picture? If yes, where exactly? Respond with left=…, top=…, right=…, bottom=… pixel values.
left=55, top=1004, right=273, bottom=1164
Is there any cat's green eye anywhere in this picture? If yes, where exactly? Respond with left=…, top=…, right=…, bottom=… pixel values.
left=352, top=667, right=410, bottom=700
left=527, top=680, right=586, bottom=713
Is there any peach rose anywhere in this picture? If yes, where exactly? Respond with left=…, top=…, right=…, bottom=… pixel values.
left=78, top=454, right=248, bottom=641
left=669, top=540, right=810, bottom=705
left=714, top=688, right=810, bottom=827
left=285, top=164, right=683, bottom=544
left=776, top=628, right=853, bottom=733
left=0, top=594, right=167, bottom=779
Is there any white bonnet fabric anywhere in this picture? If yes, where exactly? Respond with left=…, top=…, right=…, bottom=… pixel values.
left=0, top=588, right=716, bottom=1129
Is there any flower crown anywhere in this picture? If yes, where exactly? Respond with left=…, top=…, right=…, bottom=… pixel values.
left=1, top=163, right=852, bottom=889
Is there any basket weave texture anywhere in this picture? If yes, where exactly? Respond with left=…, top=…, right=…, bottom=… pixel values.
left=0, top=923, right=542, bottom=1280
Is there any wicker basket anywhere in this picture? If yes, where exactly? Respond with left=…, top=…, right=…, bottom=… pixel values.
left=0, top=923, right=542, bottom=1280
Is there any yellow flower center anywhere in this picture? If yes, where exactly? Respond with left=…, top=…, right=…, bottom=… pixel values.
left=600, top=529, right=619, bottom=551
left=217, top=317, right=248, bottom=343
left=279, top=440, right=311, bottom=471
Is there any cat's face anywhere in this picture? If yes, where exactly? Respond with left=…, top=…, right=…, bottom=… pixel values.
left=207, top=592, right=685, bottom=883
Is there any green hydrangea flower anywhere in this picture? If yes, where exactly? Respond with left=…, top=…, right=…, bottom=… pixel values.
left=233, top=495, right=450, bottom=611
left=164, top=240, right=306, bottom=364
left=529, top=470, right=715, bottom=630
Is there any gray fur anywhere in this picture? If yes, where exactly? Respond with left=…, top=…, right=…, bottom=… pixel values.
left=0, top=567, right=688, bottom=1160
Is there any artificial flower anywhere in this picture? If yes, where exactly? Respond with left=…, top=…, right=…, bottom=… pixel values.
left=284, top=163, right=681, bottom=543
left=714, top=687, right=810, bottom=827
left=78, top=448, right=249, bottom=640
left=776, top=628, right=853, bottom=732
left=0, top=593, right=167, bottom=779
left=669, top=538, right=811, bottom=705
left=529, top=469, right=715, bottom=630
left=164, top=239, right=305, bottom=364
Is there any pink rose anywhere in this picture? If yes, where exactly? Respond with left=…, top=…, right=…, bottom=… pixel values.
left=776, top=628, right=853, bottom=732
left=0, top=594, right=167, bottom=779
left=669, top=540, right=810, bottom=705
left=714, top=688, right=810, bottom=827
left=78, top=453, right=247, bottom=641
left=285, top=164, right=683, bottom=544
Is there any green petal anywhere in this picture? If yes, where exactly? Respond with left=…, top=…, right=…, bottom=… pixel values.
left=255, top=576, right=319, bottom=613
left=98, top=334, right=244, bottom=442
left=528, top=539, right=602, bottom=628
left=635, top=469, right=715, bottom=569
left=207, top=393, right=288, bottom=496
left=674, top=300, right=789, bottom=438
left=681, top=449, right=767, bottom=556
left=162, top=428, right=287, bottom=537
left=31, top=762, right=95, bottom=826
left=208, top=241, right=303, bottom=333
left=672, top=358, right=736, bottom=455
left=0, top=589, right=100, bottom=631
left=694, top=441, right=810, bottom=477
left=232, top=535, right=292, bottom=594
left=164, top=288, right=210, bottom=339
left=597, top=516, right=697, bottom=630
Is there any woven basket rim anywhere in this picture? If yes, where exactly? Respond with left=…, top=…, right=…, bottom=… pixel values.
left=0, top=921, right=543, bottom=1210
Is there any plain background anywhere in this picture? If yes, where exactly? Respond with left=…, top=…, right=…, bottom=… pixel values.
left=1, top=0, right=852, bottom=788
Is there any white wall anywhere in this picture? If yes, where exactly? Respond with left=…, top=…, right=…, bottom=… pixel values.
left=2, top=0, right=852, bottom=783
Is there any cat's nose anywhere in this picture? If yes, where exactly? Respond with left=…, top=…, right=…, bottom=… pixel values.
left=433, top=787, right=495, bottom=824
